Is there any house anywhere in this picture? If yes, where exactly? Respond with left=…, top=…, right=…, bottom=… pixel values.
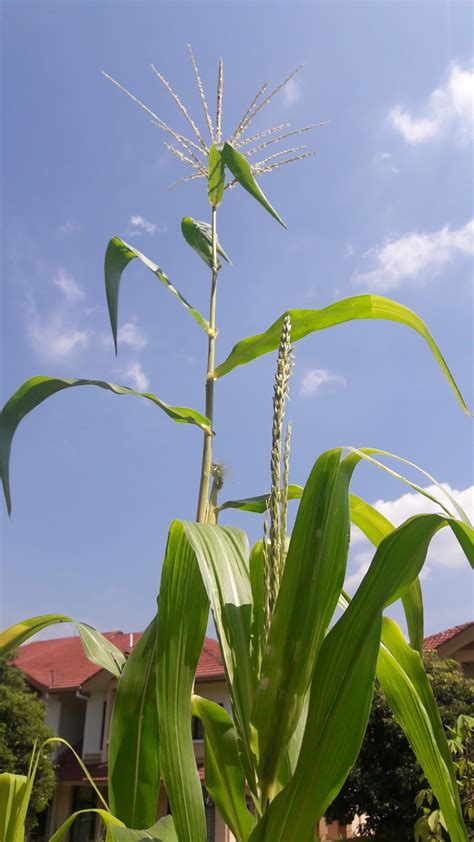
left=14, top=629, right=354, bottom=842
left=424, top=621, right=474, bottom=678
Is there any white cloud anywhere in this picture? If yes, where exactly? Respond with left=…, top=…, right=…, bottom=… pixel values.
left=374, top=151, right=399, bottom=175
left=119, top=361, right=150, bottom=391
left=353, top=218, right=474, bottom=291
left=299, top=368, right=346, bottom=397
left=388, top=62, right=474, bottom=145
left=26, top=306, right=89, bottom=361
left=346, top=484, right=473, bottom=595
left=127, top=215, right=157, bottom=237
left=118, top=322, right=147, bottom=350
left=53, top=269, right=85, bottom=301
left=58, top=221, right=81, bottom=236
left=282, top=77, right=302, bottom=107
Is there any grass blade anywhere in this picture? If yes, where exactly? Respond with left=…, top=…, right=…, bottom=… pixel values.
left=250, top=449, right=355, bottom=800
left=156, top=521, right=209, bottom=842
left=105, top=237, right=210, bottom=352
left=222, top=143, right=286, bottom=228
left=181, top=216, right=231, bottom=269
left=0, top=614, right=125, bottom=677
left=213, top=296, right=470, bottom=415
left=208, top=145, right=225, bottom=208
left=109, top=617, right=160, bottom=828
left=0, top=376, right=210, bottom=515
left=192, top=695, right=253, bottom=842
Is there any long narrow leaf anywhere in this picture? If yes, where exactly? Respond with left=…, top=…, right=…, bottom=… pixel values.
left=0, top=773, right=27, bottom=842
left=180, top=522, right=256, bottom=794
left=181, top=217, right=231, bottom=269
left=49, top=810, right=124, bottom=842
left=112, top=816, right=178, bottom=841
left=251, top=449, right=355, bottom=800
left=109, top=617, right=160, bottom=827
left=192, top=695, right=253, bottom=842
left=104, top=236, right=210, bottom=352
left=249, top=541, right=264, bottom=680
left=252, top=511, right=471, bottom=841
left=350, top=494, right=424, bottom=652
left=0, top=376, right=210, bottom=514
left=213, top=296, right=470, bottom=416
left=156, top=521, right=209, bottom=842
left=222, top=143, right=286, bottom=228
left=208, top=145, right=225, bottom=208
left=377, top=617, right=467, bottom=842
left=0, top=615, right=125, bottom=678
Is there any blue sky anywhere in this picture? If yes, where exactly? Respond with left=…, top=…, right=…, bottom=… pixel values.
left=2, top=1, right=473, bottom=638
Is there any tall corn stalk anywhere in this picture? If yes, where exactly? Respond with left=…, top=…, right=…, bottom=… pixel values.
left=0, top=49, right=473, bottom=842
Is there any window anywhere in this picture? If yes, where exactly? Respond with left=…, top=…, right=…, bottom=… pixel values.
left=191, top=715, right=205, bottom=741
left=70, top=787, right=97, bottom=842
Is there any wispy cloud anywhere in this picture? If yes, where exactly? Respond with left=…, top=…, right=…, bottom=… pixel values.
left=127, top=215, right=158, bottom=237
left=353, top=218, right=474, bottom=291
left=26, top=301, right=89, bottom=362
left=101, top=321, right=148, bottom=351
left=281, top=77, right=302, bottom=107
left=374, top=151, right=399, bottom=175
left=388, top=62, right=474, bottom=145
left=345, top=551, right=372, bottom=591
left=53, top=269, right=85, bottom=301
left=119, top=361, right=150, bottom=391
left=58, top=220, right=81, bottom=236
left=299, top=368, right=346, bottom=397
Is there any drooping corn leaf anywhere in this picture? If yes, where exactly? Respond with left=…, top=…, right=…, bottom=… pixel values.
left=180, top=521, right=257, bottom=795
left=49, top=810, right=125, bottom=842
left=252, top=511, right=471, bottom=841
left=213, top=296, right=470, bottom=416
left=0, top=773, right=28, bottom=842
left=217, top=485, right=303, bottom=514
left=109, top=617, right=160, bottom=828
left=156, top=521, right=209, bottom=842
left=350, top=493, right=424, bottom=653
left=250, top=449, right=356, bottom=800
left=222, top=143, right=286, bottom=228
left=208, top=145, right=225, bottom=208
left=181, top=216, right=231, bottom=269
left=112, top=816, right=178, bottom=842
left=0, top=376, right=210, bottom=515
left=104, top=236, right=210, bottom=352
left=377, top=617, right=467, bottom=842
left=192, top=695, right=253, bottom=842
left=0, top=614, right=125, bottom=678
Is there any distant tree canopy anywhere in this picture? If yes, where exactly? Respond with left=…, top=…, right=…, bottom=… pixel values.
left=327, top=653, right=474, bottom=840
left=0, top=655, right=56, bottom=832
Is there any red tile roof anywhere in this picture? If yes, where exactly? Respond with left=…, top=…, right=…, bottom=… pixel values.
left=423, top=622, right=473, bottom=653
left=14, top=631, right=224, bottom=691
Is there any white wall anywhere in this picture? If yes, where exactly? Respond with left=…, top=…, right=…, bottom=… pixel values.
left=82, top=692, right=106, bottom=758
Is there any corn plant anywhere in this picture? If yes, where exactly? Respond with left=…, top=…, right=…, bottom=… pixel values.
left=1, top=50, right=473, bottom=842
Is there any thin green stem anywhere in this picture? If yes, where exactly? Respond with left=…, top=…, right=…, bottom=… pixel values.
left=196, top=206, right=218, bottom=522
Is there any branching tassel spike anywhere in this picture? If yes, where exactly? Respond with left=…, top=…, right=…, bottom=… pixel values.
left=216, top=59, right=223, bottom=144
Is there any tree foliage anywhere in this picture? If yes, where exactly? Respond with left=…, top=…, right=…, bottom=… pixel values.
left=327, top=653, right=474, bottom=840
left=0, top=656, right=56, bottom=832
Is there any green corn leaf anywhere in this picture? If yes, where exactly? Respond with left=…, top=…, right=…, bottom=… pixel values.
left=156, top=521, right=209, bottom=842
left=49, top=810, right=125, bottom=842
left=208, top=145, right=225, bottom=208
left=180, top=521, right=257, bottom=795
left=377, top=617, right=467, bottom=842
left=0, top=773, right=28, bottom=842
left=104, top=236, right=210, bottom=352
left=252, top=511, right=471, bottom=841
left=249, top=541, right=265, bottom=679
left=213, top=296, right=470, bottom=416
left=0, top=376, right=211, bottom=515
left=109, top=617, right=160, bottom=828
left=350, top=494, right=424, bottom=653
left=217, top=485, right=303, bottom=514
left=112, top=816, right=178, bottom=841
left=222, top=143, right=286, bottom=228
left=192, top=695, right=253, bottom=842
left=0, top=615, right=125, bottom=678
left=250, top=449, right=355, bottom=800
left=181, top=216, right=231, bottom=269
